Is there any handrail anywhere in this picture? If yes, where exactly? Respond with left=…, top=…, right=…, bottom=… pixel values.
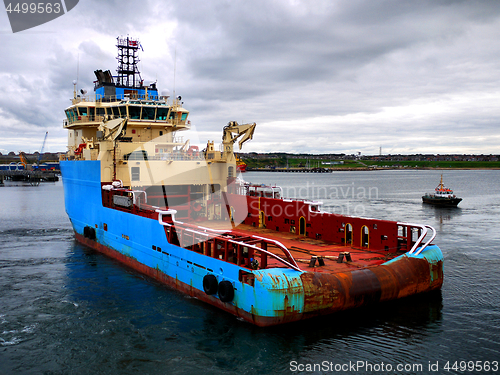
left=156, top=210, right=302, bottom=272
left=397, top=222, right=437, bottom=256
left=414, top=225, right=437, bottom=255
left=251, top=235, right=301, bottom=270
left=222, top=236, right=302, bottom=272
left=193, top=225, right=296, bottom=265
left=131, top=190, right=147, bottom=206
left=156, top=209, right=178, bottom=224
left=401, top=222, right=428, bottom=255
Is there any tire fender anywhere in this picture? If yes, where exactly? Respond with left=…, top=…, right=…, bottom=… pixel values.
left=218, top=280, right=234, bottom=302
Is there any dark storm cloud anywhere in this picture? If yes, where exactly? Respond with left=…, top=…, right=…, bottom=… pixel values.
left=174, top=0, right=499, bottom=88
left=157, top=0, right=500, bottom=151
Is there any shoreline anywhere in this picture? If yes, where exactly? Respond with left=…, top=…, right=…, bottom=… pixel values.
left=247, top=167, right=500, bottom=172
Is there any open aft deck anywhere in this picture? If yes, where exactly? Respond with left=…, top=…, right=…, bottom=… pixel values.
left=158, top=217, right=434, bottom=275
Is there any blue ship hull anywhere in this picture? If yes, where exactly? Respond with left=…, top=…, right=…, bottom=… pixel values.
left=61, top=160, right=444, bottom=326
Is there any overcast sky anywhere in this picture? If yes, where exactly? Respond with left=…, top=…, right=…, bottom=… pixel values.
left=1, top=0, right=500, bottom=155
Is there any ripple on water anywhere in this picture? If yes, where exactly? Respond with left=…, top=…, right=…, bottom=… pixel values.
left=0, top=322, right=38, bottom=347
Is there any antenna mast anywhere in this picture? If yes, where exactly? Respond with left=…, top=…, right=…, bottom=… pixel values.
left=173, top=47, right=177, bottom=99
left=116, top=36, right=143, bottom=88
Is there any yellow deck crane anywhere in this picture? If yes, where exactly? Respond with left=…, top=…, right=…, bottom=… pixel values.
left=204, top=121, right=256, bottom=163
left=221, top=121, right=256, bottom=158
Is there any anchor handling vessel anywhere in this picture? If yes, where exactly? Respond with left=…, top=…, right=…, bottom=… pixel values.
left=60, top=37, right=443, bottom=327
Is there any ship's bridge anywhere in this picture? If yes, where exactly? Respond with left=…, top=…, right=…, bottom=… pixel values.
left=63, top=97, right=189, bottom=129
left=63, top=36, right=193, bottom=169
left=64, top=35, right=189, bottom=130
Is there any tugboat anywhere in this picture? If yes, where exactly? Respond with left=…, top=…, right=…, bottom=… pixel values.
left=236, top=155, right=247, bottom=172
left=59, top=37, right=443, bottom=327
left=422, top=174, right=462, bottom=207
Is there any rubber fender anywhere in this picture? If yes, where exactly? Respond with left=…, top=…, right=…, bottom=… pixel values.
left=89, top=227, right=96, bottom=240
left=218, top=280, right=234, bottom=302
left=203, top=274, right=219, bottom=295
left=84, top=226, right=96, bottom=240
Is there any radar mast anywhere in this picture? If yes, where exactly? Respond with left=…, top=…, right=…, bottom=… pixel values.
left=116, top=36, right=143, bottom=88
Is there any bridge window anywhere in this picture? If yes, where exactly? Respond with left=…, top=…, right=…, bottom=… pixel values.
left=157, top=107, right=169, bottom=120
left=78, top=107, right=88, bottom=116
left=117, top=106, right=127, bottom=117
left=65, top=109, right=77, bottom=122
left=181, top=113, right=188, bottom=121
left=109, top=106, right=119, bottom=118
left=129, top=105, right=141, bottom=119
left=142, top=106, right=155, bottom=120
left=96, top=108, right=105, bottom=117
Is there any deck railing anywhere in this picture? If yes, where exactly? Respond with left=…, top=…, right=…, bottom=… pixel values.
left=398, top=222, right=437, bottom=256
left=156, top=209, right=302, bottom=272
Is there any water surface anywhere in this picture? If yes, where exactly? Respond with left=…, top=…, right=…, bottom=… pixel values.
left=0, top=170, right=499, bottom=374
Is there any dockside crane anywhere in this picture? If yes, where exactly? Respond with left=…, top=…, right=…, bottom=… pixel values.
left=18, top=152, right=30, bottom=170
left=31, top=132, right=49, bottom=170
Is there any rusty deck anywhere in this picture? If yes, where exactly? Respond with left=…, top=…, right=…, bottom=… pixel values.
left=191, top=221, right=401, bottom=273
